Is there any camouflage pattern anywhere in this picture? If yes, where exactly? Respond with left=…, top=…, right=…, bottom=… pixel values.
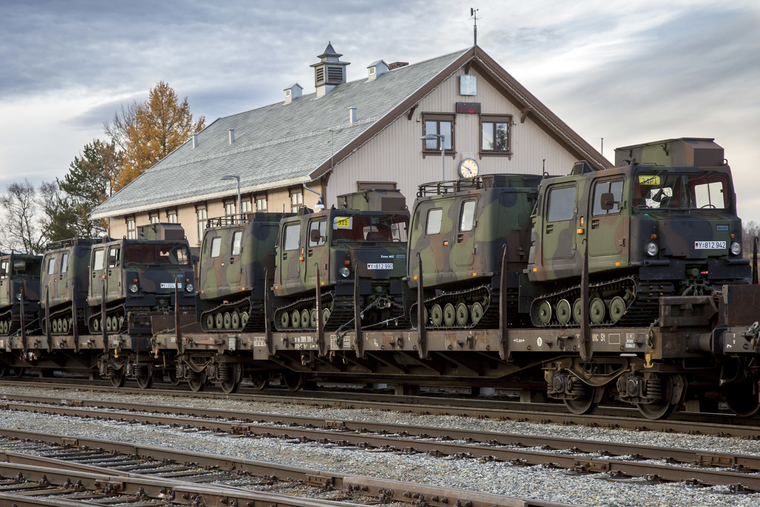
left=39, top=238, right=101, bottom=334
left=337, top=189, right=407, bottom=212
left=406, top=174, right=541, bottom=328
left=0, top=253, right=42, bottom=335
left=87, top=224, right=196, bottom=334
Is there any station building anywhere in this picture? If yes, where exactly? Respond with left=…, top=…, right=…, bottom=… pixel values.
left=91, top=43, right=611, bottom=247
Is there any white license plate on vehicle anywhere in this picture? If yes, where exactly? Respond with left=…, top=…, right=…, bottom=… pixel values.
left=367, top=263, right=393, bottom=270
left=694, top=241, right=725, bottom=250
left=160, top=282, right=182, bottom=288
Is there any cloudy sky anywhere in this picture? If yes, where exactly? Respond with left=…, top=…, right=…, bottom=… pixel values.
left=1, top=0, right=759, bottom=219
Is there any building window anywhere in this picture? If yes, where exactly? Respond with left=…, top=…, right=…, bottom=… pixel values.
left=422, top=113, right=455, bottom=154
left=224, top=201, right=236, bottom=216
left=241, top=199, right=252, bottom=213
left=149, top=212, right=159, bottom=224
left=290, top=190, right=303, bottom=212
left=480, top=115, right=511, bottom=153
left=196, top=207, right=207, bottom=244
left=126, top=217, right=135, bottom=239
left=256, top=195, right=267, bottom=211
left=166, top=209, right=178, bottom=223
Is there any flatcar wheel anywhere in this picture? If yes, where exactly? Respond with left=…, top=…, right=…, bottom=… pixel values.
left=223, top=312, right=232, bottom=330
left=282, top=371, right=306, bottom=391
left=636, top=375, right=686, bottom=420
left=563, top=385, right=604, bottom=415
left=572, top=299, right=583, bottom=325
left=609, top=296, right=626, bottom=323
left=589, top=298, right=605, bottom=325
left=241, top=312, right=249, bottom=328
left=443, top=303, right=456, bottom=326
left=188, top=371, right=207, bottom=392
left=291, top=309, right=301, bottom=329
left=205, top=314, right=215, bottom=330
left=167, top=369, right=181, bottom=386
left=310, top=309, right=318, bottom=328
left=470, top=302, right=484, bottom=325
left=12, top=367, right=25, bottom=379
left=215, top=312, right=224, bottom=329
left=279, top=311, right=289, bottom=329
left=250, top=372, right=270, bottom=391
left=430, top=304, right=443, bottom=326
left=135, top=364, right=154, bottom=390
left=301, top=309, right=310, bottom=329
left=0, top=363, right=7, bottom=378
left=725, top=380, right=760, bottom=417
left=231, top=311, right=240, bottom=330
left=110, top=368, right=125, bottom=388
left=456, top=303, right=468, bottom=326
left=556, top=299, right=571, bottom=325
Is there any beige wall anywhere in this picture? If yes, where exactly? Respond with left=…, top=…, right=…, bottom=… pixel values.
left=325, top=66, right=579, bottom=206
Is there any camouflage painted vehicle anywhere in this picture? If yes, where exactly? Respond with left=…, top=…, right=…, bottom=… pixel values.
left=526, top=138, right=750, bottom=327
left=273, top=191, right=409, bottom=331
left=197, top=212, right=291, bottom=332
left=0, top=253, right=41, bottom=336
left=407, top=174, right=541, bottom=329
left=87, top=224, right=196, bottom=334
left=40, top=238, right=103, bottom=335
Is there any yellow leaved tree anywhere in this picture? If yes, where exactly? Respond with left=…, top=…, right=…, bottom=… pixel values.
left=107, top=81, right=205, bottom=192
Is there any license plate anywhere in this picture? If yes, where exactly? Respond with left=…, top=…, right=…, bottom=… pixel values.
left=367, top=263, right=393, bottom=270
left=160, top=282, right=182, bottom=288
left=694, top=241, right=726, bottom=250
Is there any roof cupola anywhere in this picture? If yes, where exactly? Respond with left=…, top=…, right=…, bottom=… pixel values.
left=311, top=42, right=350, bottom=98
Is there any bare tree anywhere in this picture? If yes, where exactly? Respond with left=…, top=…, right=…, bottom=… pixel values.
left=103, top=100, right=140, bottom=153
left=744, top=221, right=760, bottom=260
left=0, top=180, right=45, bottom=254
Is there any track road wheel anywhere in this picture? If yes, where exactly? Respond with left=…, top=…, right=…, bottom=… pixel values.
left=92, top=318, right=100, bottom=333
left=430, top=304, right=443, bottom=327
left=241, top=311, right=249, bottom=328
left=470, top=302, right=483, bottom=325
left=609, top=296, right=626, bottom=323
left=533, top=300, right=552, bottom=326
left=215, top=312, right=223, bottom=329
left=109, top=368, right=125, bottom=388
left=220, top=363, right=242, bottom=394
left=556, top=299, right=571, bottom=325
left=589, top=298, right=605, bottom=325
left=456, top=303, right=468, bottom=326
left=61, top=318, right=69, bottom=334
left=52, top=319, right=59, bottom=334
left=231, top=311, right=240, bottom=330
left=223, top=312, right=232, bottom=330
left=564, top=385, right=604, bottom=415
left=250, top=372, right=270, bottom=391
left=310, top=309, right=318, bottom=328
left=636, top=374, right=687, bottom=420
left=279, top=311, right=289, bottom=329
left=105, top=316, right=112, bottom=333
left=291, top=309, right=301, bottom=329
left=443, top=303, right=456, bottom=326
left=205, top=314, right=215, bottom=330
left=301, top=309, right=310, bottom=329
left=322, top=308, right=331, bottom=326
left=725, top=380, right=760, bottom=417
left=282, top=371, right=306, bottom=391
left=135, top=364, right=154, bottom=390
left=188, top=371, right=207, bottom=392
left=572, top=299, right=583, bottom=325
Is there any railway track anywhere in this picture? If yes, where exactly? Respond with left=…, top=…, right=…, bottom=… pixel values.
left=0, top=429, right=565, bottom=507
left=2, top=394, right=760, bottom=492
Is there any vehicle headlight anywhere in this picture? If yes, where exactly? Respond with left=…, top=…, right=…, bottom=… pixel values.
left=731, top=241, right=741, bottom=256
left=15, top=293, right=22, bottom=301
left=645, top=242, right=658, bottom=257
left=185, top=283, right=194, bottom=293
left=129, top=284, right=139, bottom=293
left=339, top=267, right=350, bottom=278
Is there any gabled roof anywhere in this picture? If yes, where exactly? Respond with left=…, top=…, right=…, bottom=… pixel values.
left=91, top=46, right=611, bottom=220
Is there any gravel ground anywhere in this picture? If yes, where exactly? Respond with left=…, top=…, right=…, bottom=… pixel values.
left=0, top=385, right=758, bottom=507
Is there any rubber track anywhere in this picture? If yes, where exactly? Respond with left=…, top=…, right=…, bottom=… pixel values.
left=200, top=296, right=267, bottom=333
left=0, top=306, right=39, bottom=336
left=41, top=306, right=87, bottom=336
left=88, top=303, right=128, bottom=334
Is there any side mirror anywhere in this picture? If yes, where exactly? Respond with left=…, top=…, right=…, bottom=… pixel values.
left=310, top=229, right=322, bottom=243
left=192, top=255, right=199, bottom=265
left=600, top=192, right=616, bottom=211
left=108, top=255, right=117, bottom=266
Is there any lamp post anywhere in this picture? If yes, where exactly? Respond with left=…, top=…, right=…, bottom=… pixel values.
left=421, top=134, right=446, bottom=181
left=221, top=175, right=241, bottom=219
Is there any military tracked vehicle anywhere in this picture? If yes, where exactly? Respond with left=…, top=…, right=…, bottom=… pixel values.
left=273, top=190, right=409, bottom=332
left=40, top=238, right=103, bottom=335
left=0, top=253, right=41, bottom=336
left=197, top=212, right=291, bottom=332
left=526, top=138, right=750, bottom=327
left=407, top=174, right=541, bottom=329
left=87, top=224, right=196, bottom=334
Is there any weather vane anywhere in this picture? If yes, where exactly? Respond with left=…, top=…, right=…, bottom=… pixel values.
left=470, top=8, right=479, bottom=46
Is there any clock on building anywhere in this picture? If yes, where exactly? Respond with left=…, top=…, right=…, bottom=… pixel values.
left=458, top=158, right=479, bottom=179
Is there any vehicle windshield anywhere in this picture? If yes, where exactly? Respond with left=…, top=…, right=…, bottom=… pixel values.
left=333, top=215, right=408, bottom=242
left=633, top=172, right=729, bottom=210
left=124, top=243, right=190, bottom=266
left=4, top=258, right=41, bottom=277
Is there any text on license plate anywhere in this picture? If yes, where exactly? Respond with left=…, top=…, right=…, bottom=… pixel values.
left=694, top=241, right=725, bottom=250
left=160, top=282, right=182, bottom=288
left=367, top=263, right=393, bottom=270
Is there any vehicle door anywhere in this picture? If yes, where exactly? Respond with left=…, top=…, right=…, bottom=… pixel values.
left=452, top=198, right=477, bottom=270
left=304, top=217, right=327, bottom=287
left=277, top=220, right=302, bottom=293
left=42, top=253, right=59, bottom=307
left=90, top=247, right=106, bottom=304
left=106, top=246, right=121, bottom=302
left=0, top=259, right=9, bottom=306
left=588, top=177, right=628, bottom=271
left=541, top=184, right=578, bottom=278
left=225, top=228, right=245, bottom=294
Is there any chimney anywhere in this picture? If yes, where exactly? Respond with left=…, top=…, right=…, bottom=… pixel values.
left=284, top=83, right=303, bottom=104
left=388, top=61, right=408, bottom=70
left=311, top=42, right=350, bottom=98
left=192, top=133, right=198, bottom=149
left=228, top=129, right=235, bottom=144
left=349, top=106, right=357, bottom=124
left=367, top=60, right=388, bottom=81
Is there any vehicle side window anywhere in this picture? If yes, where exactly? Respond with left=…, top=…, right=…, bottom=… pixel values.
left=210, top=237, right=221, bottom=258
left=547, top=186, right=576, bottom=222
left=426, top=209, right=443, bottom=235
left=61, top=253, right=69, bottom=274
left=284, top=224, right=301, bottom=250
left=231, top=232, right=242, bottom=256
left=460, top=200, right=476, bottom=232
left=47, top=257, right=56, bottom=275
left=93, top=250, right=104, bottom=271
left=309, top=220, right=326, bottom=247
left=108, top=247, right=120, bottom=268
left=0, top=260, right=7, bottom=278
left=592, top=179, right=624, bottom=216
